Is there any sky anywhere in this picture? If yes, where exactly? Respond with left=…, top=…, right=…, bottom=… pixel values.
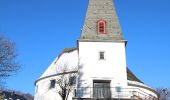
left=0, top=0, right=170, bottom=95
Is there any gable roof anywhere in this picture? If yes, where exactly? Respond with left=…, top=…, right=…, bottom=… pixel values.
left=58, top=48, right=77, bottom=59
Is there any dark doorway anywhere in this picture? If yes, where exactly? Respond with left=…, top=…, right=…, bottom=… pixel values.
left=93, top=80, right=111, bottom=99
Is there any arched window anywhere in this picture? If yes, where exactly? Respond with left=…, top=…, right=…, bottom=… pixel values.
left=98, top=19, right=106, bottom=34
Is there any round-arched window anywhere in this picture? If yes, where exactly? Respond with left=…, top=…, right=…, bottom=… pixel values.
left=98, top=19, right=106, bottom=34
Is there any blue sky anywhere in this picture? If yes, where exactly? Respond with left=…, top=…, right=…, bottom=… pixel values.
left=0, top=0, right=170, bottom=95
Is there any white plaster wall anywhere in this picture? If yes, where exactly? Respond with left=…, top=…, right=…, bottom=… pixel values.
left=128, top=86, right=158, bottom=99
left=34, top=76, right=62, bottom=100
left=78, top=41, right=128, bottom=88
left=127, top=81, right=158, bottom=98
left=34, top=75, right=76, bottom=100
left=34, top=42, right=159, bottom=100
left=39, top=50, right=78, bottom=79
left=34, top=50, right=78, bottom=100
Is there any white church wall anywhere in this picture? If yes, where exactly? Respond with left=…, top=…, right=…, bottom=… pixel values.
left=35, top=76, right=60, bottom=100
left=127, top=81, right=158, bottom=98
left=78, top=41, right=128, bottom=88
left=34, top=42, right=159, bottom=100
left=35, top=74, right=76, bottom=100
left=40, top=50, right=78, bottom=79
left=126, top=86, right=158, bottom=99
left=34, top=50, right=78, bottom=100
left=55, top=50, right=78, bottom=73
left=40, top=57, right=59, bottom=79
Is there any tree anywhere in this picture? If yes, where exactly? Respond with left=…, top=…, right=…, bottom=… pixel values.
left=57, top=64, right=77, bottom=100
left=0, top=35, right=20, bottom=86
left=0, top=89, right=34, bottom=100
left=156, top=88, right=170, bottom=100
left=0, top=94, right=4, bottom=100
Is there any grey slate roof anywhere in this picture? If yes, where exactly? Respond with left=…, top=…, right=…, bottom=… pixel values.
left=127, top=68, right=143, bottom=83
left=58, top=48, right=77, bottom=59
left=80, top=0, right=124, bottom=41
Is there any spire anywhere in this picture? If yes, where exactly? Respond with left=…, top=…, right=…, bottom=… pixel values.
left=80, top=0, right=124, bottom=41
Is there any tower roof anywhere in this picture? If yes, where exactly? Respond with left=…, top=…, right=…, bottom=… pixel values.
left=80, top=0, right=124, bottom=41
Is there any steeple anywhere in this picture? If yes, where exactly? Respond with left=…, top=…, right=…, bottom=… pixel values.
left=80, top=0, right=124, bottom=41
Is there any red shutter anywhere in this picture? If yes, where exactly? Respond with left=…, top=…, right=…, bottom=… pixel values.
left=98, top=20, right=106, bottom=34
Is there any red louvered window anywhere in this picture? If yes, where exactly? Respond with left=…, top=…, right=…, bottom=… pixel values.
left=98, top=20, right=106, bottom=34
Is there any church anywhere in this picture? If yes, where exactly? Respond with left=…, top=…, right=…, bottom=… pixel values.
left=34, top=0, right=159, bottom=100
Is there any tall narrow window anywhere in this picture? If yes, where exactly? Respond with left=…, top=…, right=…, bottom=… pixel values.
left=99, top=51, right=105, bottom=60
left=50, top=80, right=56, bottom=89
left=98, top=19, right=106, bottom=34
left=69, top=76, right=76, bottom=85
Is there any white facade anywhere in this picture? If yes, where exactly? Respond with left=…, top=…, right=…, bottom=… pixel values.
left=78, top=41, right=127, bottom=87
left=34, top=50, right=78, bottom=100
left=34, top=0, right=159, bottom=99
left=34, top=47, right=159, bottom=100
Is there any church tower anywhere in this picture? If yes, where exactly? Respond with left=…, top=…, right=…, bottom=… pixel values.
left=78, top=0, right=128, bottom=96
left=80, top=0, right=123, bottom=40
left=34, top=0, right=159, bottom=99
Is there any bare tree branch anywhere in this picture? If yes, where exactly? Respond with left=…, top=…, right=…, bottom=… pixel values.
left=156, top=88, right=170, bottom=100
left=56, top=64, right=77, bottom=100
left=0, top=35, right=20, bottom=86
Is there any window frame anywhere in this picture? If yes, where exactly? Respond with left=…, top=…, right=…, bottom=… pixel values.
left=69, top=76, right=76, bottom=86
left=97, top=19, right=106, bottom=34
left=50, top=79, right=56, bottom=89
left=93, top=80, right=111, bottom=98
left=99, top=51, right=105, bottom=60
